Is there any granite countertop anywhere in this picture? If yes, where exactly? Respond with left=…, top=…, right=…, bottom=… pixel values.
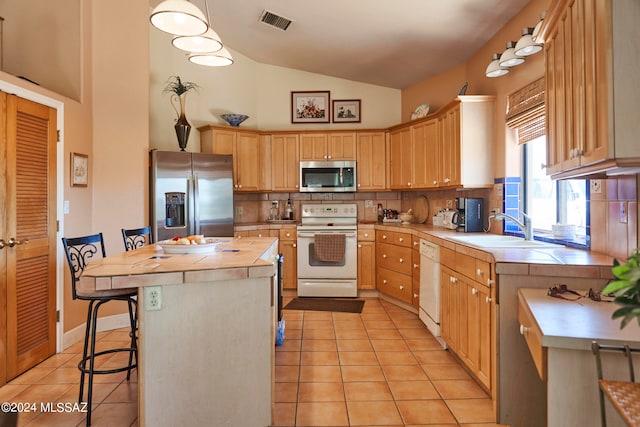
left=518, top=288, right=640, bottom=350
left=79, top=237, right=278, bottom=291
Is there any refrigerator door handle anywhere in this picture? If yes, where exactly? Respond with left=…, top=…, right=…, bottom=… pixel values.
left=193, top=173, right=200, bottom=234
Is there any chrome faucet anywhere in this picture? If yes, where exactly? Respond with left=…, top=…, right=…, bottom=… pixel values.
left=490, top=211, right=533, bottom=240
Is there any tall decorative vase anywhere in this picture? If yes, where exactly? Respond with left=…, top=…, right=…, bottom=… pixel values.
left=172, top=93, right=191, bottom=151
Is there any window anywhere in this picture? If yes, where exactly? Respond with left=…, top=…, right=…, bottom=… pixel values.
left=522, top=136, right=588, bottom=245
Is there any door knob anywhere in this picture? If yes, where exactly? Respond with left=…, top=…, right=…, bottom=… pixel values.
left=7, top=238, right=28, bottom=247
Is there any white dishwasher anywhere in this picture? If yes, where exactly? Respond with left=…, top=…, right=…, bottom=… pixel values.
left=418, top=239, right=445, bottom=348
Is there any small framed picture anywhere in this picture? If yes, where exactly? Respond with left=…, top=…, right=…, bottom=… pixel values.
left=71, top=152, right=88, bottom=187
left=291, top=91, right=330, bottom=123
left=332, top=99, right=361, bottom=123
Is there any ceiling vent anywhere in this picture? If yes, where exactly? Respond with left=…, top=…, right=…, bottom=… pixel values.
left=259, top=10, right=293, bottom=31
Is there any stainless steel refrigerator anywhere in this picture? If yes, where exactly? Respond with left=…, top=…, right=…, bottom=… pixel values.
left=150, top=150, right=234, bottom=241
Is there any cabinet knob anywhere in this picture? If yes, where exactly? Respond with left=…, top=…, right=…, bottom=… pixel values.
left=399, top=237, right=404, bottom=242
left=472, top=288, right=478, bottom=295
left=383, top=279, right=387, bottom=284
left=413, top=241, right=418, bottom=246
left=358, top=244, right=362, bottom=248
left=292, top=243, right=297, bottom=248
left=487, top=279, right=495, bottom=286
left=238, top=184, right=242, bottom=189
left=382, top=254, right=387, bottom=259
left=476, top=268, right=483, bottom=276
left=413, top=263, right=419, bottom=269
left=399, top=285, right=404, bottom=290
left=286, top=232, right=291, bottom=237
left=383, top=235, right=387, bottom=240
left=407, top=182, right=412, bottom=186
left=444, top=178, right=450, bottom=183
left=433, top=180, right=438, bottom=185
left=399, top=258, right=404, bottom=263
left=358, top=183, right=361, bottom=188
left=413, top=293, right=418, bottom=299
left=257, top=233, right=263, bottom=238
left=486, top=296, right=492, bottom=304
left=364, top=233, right=369, bottom=237
left=519, top=324, right=528, bottom=335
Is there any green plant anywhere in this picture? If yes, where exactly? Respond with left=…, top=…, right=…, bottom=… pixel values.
left=601, top=251, right=640, bottom=329
left=163, top=76, right=199, bottom=96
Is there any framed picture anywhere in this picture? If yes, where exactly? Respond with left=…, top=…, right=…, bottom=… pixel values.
left=332, top=99, right=361, bottom=123
left=71, top=152, right=88, bottom=187
left=291, top=91, right=330, bottom=123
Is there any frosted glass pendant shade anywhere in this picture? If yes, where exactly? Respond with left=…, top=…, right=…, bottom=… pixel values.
left=172, top=28, right=223, bottom=53
left=150, top=0, right=208, bottom=36
left=499, top=41, right=525, bottom=67
left=189, top=47, right=234, bottom=67
left=515, top=27, right=542, bottom=56
left=486, top=54, right=509, bottom=77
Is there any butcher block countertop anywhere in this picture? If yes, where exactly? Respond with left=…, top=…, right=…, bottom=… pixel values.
left=518, top=287, right=640, bottom=350
left=79, top=237, right=278, bottom=291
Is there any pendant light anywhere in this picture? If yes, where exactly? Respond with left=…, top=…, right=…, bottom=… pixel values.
left=189, top=47, right=234, bottom=67
left=514, top=27, right=542, bottom=57
left=172, top=28, right=223, bottom=53
left=150, top=0, right=208, bottom=37
left=499, top=41, right=525, bottom=67
left=531, top=11, right=547, bottom=43
left=486, top=53, right=509, bottom=78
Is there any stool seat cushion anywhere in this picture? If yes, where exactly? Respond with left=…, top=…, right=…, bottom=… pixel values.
left=75, top=286, right=137, bottom=299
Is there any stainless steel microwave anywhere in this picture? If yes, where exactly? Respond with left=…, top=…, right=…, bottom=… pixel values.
left=299, top=161, right=356, bottom=192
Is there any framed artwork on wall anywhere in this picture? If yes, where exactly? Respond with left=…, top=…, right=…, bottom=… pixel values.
left=332, top=99, right=361, bottom=123
left=291, top=91, right=330, bottom=123
left=71, top=152, right=88, bottom=187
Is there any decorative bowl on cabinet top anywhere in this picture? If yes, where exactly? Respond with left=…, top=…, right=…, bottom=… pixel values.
left=221, top=114, right=249, bottom=127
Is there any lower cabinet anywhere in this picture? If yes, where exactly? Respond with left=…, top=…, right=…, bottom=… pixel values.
left=357, top=228, right=376, bottom=290
left=440, top=248, right=494, bottom=391
left=279, top=228, right=297, bottom=290
left=376, top=230, right=413, bottom=305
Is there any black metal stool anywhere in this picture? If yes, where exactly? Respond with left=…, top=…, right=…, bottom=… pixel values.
left=121, top=226, right=153, bottom=251
left=61, top=233, right=138, bottom=426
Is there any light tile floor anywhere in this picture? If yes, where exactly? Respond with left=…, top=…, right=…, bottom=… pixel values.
left=0, top=297, right=507, bottom=426
left=274, top=297, right=507, bottom=427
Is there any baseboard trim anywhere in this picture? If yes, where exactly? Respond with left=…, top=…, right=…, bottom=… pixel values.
left=63, top=313, right=132, bottom=351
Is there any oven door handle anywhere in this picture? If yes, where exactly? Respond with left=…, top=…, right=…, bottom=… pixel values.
left=297, top=231, right=357, bottom=238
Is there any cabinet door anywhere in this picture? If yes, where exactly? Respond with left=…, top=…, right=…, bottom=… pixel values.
left=412, top=119, right=439, bottom=189
left=439, top=106, right=461, bottom=187
left=202, top=127, right=235, bottom=155
left=357, top=241, right=376, bottom=289
left=279, top=239, right=297, bottom=290
left=389, top=128, right=412, bottom=189
left=299, top=133, right=327, bottom=161
left=328, top=133, right=356, bottom=160
left=271, top=134, right=300, bottom=191
left=356, top=132, right=387, bottom=191
left=234, top=132, right=260, bottom=191
left=440, top=266, right=458, bottom=351
left=477, top=284, right=492, bottom=389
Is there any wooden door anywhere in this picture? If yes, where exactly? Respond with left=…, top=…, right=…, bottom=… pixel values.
left=328, top=133, right=356, bottom=160
left=299, top=134, right=327, bottom=161
left=271, top=134, right=299, bottom=191
left=389, top=128, right=412, bottom=189
left=2, top=93, right=57, bottom=382
left=356, top=132, right=386, bottom=191
left=357, top=241, right=375, bottom=290
left=477, top=284, right=492, bottom=389
left=234, top=132, right=260, bottom=191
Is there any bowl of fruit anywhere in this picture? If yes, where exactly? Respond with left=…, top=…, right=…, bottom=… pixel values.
left=157, top=235, right=224, bottom=254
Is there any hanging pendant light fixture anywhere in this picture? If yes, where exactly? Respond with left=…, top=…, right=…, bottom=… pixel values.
left=172, top=28, right=223, bottom=53
left=150, top=0, right=208, bottom=37
left=189, top=47, right=234, bottom=67
left=486, top=53, right=509, bottom=78
left=499, top=41, right=525, bottom=67
left=514, top=27, right=543, bottom=57
left=531, top=11, right=547, bottom=43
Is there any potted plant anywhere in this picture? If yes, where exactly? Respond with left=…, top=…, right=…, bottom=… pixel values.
left=601, top=250, right=640, bottom=328
left=163, top=76, right=199, bottom=151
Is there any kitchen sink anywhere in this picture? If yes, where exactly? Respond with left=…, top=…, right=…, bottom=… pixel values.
left=447, top=234, right=562, bottom=249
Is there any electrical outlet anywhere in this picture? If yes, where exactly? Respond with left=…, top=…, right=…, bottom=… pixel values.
left=365, top=200, right=373, bottom=208
left=235, top=206, right=243, bottom=216
left=491, top=207, right=502, bottom=215
left=446, top=200, right=453, bottom=209
left=590, top=179, right=602, bottom=194
left=271, top=201, right=279, bottom=209
left=144, top=286, right=162, bottom=311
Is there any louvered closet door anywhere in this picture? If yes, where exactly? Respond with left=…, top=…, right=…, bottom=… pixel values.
left=3, top=93, right=57, bottom=381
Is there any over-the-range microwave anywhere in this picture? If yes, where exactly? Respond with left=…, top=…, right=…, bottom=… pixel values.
left=299, top=160, right=356, bottom=192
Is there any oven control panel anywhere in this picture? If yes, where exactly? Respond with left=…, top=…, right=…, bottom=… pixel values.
left=301, top=203, right=358, bottom=218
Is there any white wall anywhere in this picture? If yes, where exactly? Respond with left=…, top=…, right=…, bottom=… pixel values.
left=149, top=26, right=401, bottom=152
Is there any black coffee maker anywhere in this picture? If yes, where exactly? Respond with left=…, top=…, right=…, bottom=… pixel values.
left=452, top=197, right=484, bottom=232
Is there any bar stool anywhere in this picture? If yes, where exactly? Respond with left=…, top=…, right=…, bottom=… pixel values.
left=121, top=226, right=153, bottom=251
left=61, top=233, right=138, bottom=426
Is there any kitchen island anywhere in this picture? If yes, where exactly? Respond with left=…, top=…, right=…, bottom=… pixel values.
left=518, top=288, right=640, bottom=427
left=79, top=237, right=279, bottom=427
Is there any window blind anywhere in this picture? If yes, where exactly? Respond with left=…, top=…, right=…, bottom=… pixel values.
left=506, top=77, right=545, bottom=144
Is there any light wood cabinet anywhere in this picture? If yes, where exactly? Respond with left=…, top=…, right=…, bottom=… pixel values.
left=440, top=247, right=494, bottom=391
left=279, top=228, right=297, bottom=290
left=389, top=127, right=413, bottom=189
left=199, top=125, right=263, bottom=192
left=412, top=118, right=439, bottom=188
left=376, top=230, right=413, bottom=304
left=356, top=132, right=387, bottom=191
left=411, top=236, right=421, bottom=310
left=357, top=228, right=376, bottom=290
left=541, top=0, right=640, bottom=179
left=300, top=132, right=356, bottom=161
left=270, top=133, right=299, bottom=192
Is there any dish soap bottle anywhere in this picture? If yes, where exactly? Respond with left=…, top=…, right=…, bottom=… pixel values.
left=285, top=198, right=294, bottom=220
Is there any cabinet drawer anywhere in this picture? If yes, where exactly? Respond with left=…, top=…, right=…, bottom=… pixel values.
left=456, top=252, right=476, bottom=280
left=518, top=292, right=547, bottom=381
left=393, top=232, right=412, bottom=247
left=377, top=242, right=412, bottom=275
left=358, top=229, right=375, bottom=241
left=279, top=228, right=297, bottom=241
left=475, top=259, right=493, bottom=287
left=377, top=267, right=412, bottom=304
left=440, top=246, right=456, bottom=269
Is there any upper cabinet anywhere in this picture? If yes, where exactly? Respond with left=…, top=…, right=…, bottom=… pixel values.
left=300, top=132, right=356, bottom=161
left=541, top=0, right=640, bottom=179
left=271, top=133, right=300, bottom=192
left=199, top=125, right=265, bottom=192
left=356, top=132, right=387, bottom=191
